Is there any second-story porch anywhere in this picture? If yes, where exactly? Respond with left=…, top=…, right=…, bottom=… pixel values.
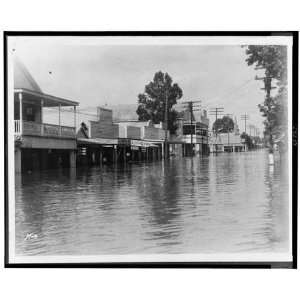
left=14, top=88, right=79, bottom=139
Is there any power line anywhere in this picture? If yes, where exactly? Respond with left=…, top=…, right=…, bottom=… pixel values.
left=241, top=114, right=249, bottom=134
left=255, top=75, right=277, bottom=95
left=205, top=78, right=254, bottom=103
left=180, top=100, right=202, bottom=154
left=209, top=107, right=225, bottom=154
left=209, top=107, right=224, bottom=129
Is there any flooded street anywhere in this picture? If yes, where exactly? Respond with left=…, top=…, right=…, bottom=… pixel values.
left=15, top=150, right=289, bottom=256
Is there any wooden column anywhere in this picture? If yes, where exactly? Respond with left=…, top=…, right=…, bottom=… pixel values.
left=41, top=99, right=44, bottom=135
left=69, top=150, right=76, bottom=168
left=19, top=92, right=23, bottom=134
left=15, top=148, right=22, bottom=173
left=113, top=145, right=117, bottom=164
left=40, top=99, right=44, bottom=122
left=99, top=147, right=103, bottom=167
left=123, top=147, right=126, bottom=164
left=74, top=106, right=77, bottom=132
left=58, top=104, right=61, bottom=136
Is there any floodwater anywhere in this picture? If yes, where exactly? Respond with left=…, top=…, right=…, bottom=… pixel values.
left=15, top=150, right=289, bottom=256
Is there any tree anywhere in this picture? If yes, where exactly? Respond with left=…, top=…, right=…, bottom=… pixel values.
left=241, top=132, right=255, bottom=150
left=136, top=71, right=183, bottom=134
left=245, top=46, right=287, bottom=153
left=245, top=46, right=287, bottom=84
left=212, top=116, right=234, bottom=133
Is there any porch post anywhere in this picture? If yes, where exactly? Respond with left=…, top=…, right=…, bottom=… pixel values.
left=113, top=145, right=117, bottom=164
left=99, top=147, right=103, bottom=167
left=15, top=148, right=22, bottom=173
left=74, top=105, right=76, bottom=130
left=19, top=92, right=23, bottom=134
left=123, top=146, right=126, bottom=164
left=40, top=99, right=44, bottom=122
left=69, top=150, right=76, bottom=168
left=58, top=104, right=61, bottom=136
left=41, top=99, right=44, bottom=135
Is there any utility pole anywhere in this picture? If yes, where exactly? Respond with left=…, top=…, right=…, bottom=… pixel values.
left=225, top=114, right=233, bottom=151
left=255, top=75, right=276, bottom=153
left=209, top=107, right=224, bottom=154
left=164, top=88, right=168, bottom=159
left=209, top=107, right=224, bottom=132
left=181, top=100, right=202, bottom=156
left=189, top=102, right=193, bottom=146
left=241, top=114, right=249, bottom=134
left=209, top=107, right=224, bottom=153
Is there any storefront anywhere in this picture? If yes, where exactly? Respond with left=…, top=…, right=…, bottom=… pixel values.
left=130, top=140, right=161, bottom=162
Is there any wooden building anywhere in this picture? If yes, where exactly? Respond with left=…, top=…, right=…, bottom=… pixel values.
left=209, top=133, right=247, bottom=153
left=169, top=109, right=210, bottom=156
left=77, top=108, right=165, bottom=166
left=14, top=58, right=78, bottom=173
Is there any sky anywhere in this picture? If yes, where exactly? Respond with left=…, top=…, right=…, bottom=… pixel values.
left=11, top=37, right=268, bottom=134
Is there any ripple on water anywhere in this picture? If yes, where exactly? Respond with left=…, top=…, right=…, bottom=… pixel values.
left=15, top=151, right=289, bottom=255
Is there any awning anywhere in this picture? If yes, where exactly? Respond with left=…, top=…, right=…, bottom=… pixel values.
left=14, top=88, right=79, bottom=107
left=78, top=138, right=160, bottom=147
left=131, top=140, right=159, bottom=147
left=77, top=138, right=118, bottom=145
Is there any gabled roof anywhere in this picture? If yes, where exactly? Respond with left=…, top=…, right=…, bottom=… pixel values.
left=13, top=57, right=79, bottom=107
left=14, top=57, right=43, bottom=93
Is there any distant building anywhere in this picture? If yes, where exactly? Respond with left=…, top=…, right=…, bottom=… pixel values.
left=208, top=115, right=247, bottom=153
left=76, top=107, right=166, bottom=165
left=209, top=133, right=247, bottom=153
left=170, top=108, right=209, bottom=156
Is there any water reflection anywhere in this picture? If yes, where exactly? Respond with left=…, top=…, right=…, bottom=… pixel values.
left=15, top=150, right=289, bottom=255
left=134, top=160, right=183, bottom=251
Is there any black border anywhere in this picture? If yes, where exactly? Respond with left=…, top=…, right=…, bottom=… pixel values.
left=4, top=31, right=298, bottom=268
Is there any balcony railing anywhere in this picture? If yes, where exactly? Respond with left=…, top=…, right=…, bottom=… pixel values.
left=14, top=120, right=76, bottom=138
